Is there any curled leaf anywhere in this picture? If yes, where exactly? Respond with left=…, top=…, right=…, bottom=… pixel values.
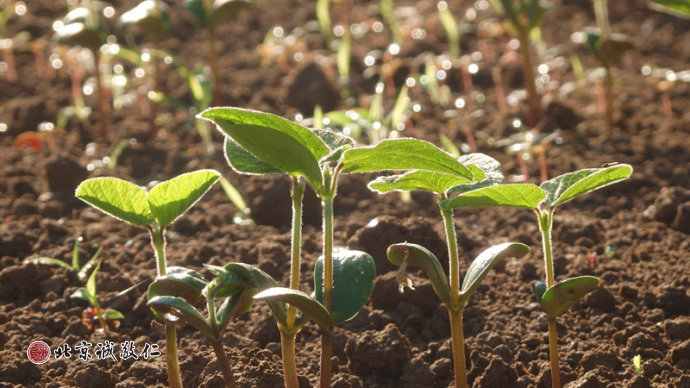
left=386, top=243, right=450, bottom=305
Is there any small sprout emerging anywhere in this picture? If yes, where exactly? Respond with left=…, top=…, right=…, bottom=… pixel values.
left=633, top=354, right=643, bottom=376
left=70, top=261, right=124, bottom=333
left=25, top=236, right=101, bottom=282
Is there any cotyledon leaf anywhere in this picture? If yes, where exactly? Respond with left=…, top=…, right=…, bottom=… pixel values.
left=441, top=184, right=546, bottom=210
left=539, top=276, right=601, bottom=318
left=540, top=164, right=632, bottom=208
left=386, top=243, right=451, bottom=305
left=458, top=243, right=530, bottom=308
left=147, top=295, right=215, bottom=339
left=147, top=169, right=220, bottom=228
left=76, top=177, right=153, bottom=228
left=224, top=137, right=282, bottom=175
left=254, top=287, right=334, bottom=329
left=147, top=266, right=206, bottom=305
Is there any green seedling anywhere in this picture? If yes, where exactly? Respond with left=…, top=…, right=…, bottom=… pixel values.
left=24, top=236, right=101, bottom=282
left=147, top=264, right=269, bottom=388
left=53, top=2, right=110, bottom=137
left=185, top=0, right=251, bottom=104
left=76, top=169, right=220, bottom=388
left=492, top=0, right=547, bottom=125
left=119, top=0, right=171, bottom=140
left=633, top=354, right=643, bottom=376
left=200, top=107, right=376, bottom=388
left=580, top=0, right=632, bottom=129
left=440, top=164, right=632, bottom=388
left=341, top=138, right=528, bottom=387
left=71, top=261, right=124, bottom=332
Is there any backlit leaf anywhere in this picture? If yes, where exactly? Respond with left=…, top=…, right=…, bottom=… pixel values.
left=224, top=137, right=282, bottom=175
left=441, top=184, right=546, bottom=210
left=540, top=164, right=632, bottom=208
left=368, top=171, right=473, bottom=195
left=76, top=177, right=153, bottom=228
left=147, top=169, right=220, bottom=228
left=540, top=276, right=601, bottom=318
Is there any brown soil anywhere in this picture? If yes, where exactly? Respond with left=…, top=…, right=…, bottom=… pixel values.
left=1, top=0, right=689, bottom=387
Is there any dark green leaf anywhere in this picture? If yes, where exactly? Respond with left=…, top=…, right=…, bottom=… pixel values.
left=147, top=295, right=215, bottom=339
left=217, top=289, right=255, bottom=333
left=147, top=266, right=206, bottom=305
left=147, top=169, right=220, bottom=228
left=314, top=250, right=376, bottom=325
left=224, top=137, right=282, bottom=175
left=459, top=243, right=530, bottom=307
left=221, top=262, right=287, bottom=325
left=342, top=138, right=473, bottom=180
left=534, top=281, right=547, bottom=302
left=254, top=287, right=334, bottom=329
left=540, top=276, right=601, bottom=318
left=540, top=164, right=632, bottom=208
left=386, top=243, right=451, bottom=305
left=76, top=177, right=153, bottom=228
left=441, top=184, right=546, bottom=210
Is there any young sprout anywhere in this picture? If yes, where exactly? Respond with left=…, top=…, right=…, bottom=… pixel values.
left=440, top=164, right=633, bottom=388
left=76, top=170, right=221, bottom=388
left=119, top=0, right=171, bottom=140
left=492, top=0, right=547, bottom=125
left=633, top=354, right=643, bottom=377
left=24, top=236, right=101, bottom=282
left=71, top=261, right=124, bottom=332
left=341, top=138, right=529, bottom=387
left=185, top=0, right=251, bottom=104
left=200, top=107, right=376, bottom=388
left=53, top=3, right=110, bottom=137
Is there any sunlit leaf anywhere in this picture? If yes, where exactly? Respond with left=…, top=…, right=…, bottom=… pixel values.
left=442, top=184, right=546, bottom=210
left=539, top=276, right=601, bottom=318
left=540, top=164, right=632, bottom=208
left=147, top=170, right=220, bottom=228
left=76, top=177, right=153, bottom=228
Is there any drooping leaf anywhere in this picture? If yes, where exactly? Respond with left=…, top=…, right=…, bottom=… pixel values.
left=342, top=138, right=473, bottom=180
left=147, top=266, right=206, bottom=305
left=386, top=243, right=451, bottom=305
left=539, top=276, right=601, bottom=318
left=201, top=107, right=328, bottom=190
left=224, top=137, right=282, bottom=175
left=118, top=0, right=170, bottom=41
left=254, top=287, right=334, bottom=329
left=540, top=164, right=632, bottom=208
left=147, top=169, right=220, bottom=228
left=147, top=295, right=215, bottom=339
left=76, top=177, right=153, bottom=228
left=368, top=171, right=473, bottom=195
left=441, top=184, right=546, bottom=210
left=459, top=243, right=530, bottom=307
left=314, top=250, right=376, bottom=325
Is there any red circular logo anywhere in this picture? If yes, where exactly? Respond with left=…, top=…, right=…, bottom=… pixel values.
left=27, top=341, right=51, bottom=364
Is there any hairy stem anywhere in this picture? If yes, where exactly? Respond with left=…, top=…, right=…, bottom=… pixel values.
left=319, top=196, right=334, bottom=388
left=280, top=330, right=299, bottom=388
left=448, top=309, right=467, bottom=388
left=440, top=207, right=460, bottom=309
left=211, top=339, right=238, bottom=388
left=319, top=328, right=332, bottom=388
left=538, top=210, right=560, bottom=388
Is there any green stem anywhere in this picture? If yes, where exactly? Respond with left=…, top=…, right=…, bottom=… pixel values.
left=440, top=206, right=460, bottom=308
left=538, top=210, right=560, bottom=388
left=448, top=309, right=467, bottom=388
left=150, top=226, right=183, bottom=388
left=280, top=330, right=299, bottom=388
left=92, top=297, right=108, bottom=332
left=211, top=339, right=238, bottom=388
left=320, top=196, right=334, bottom=388
left=165, top=322, right=183, bottom=388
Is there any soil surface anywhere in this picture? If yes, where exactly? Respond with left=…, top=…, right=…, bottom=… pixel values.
left=1, top=0, right=689, bottom=387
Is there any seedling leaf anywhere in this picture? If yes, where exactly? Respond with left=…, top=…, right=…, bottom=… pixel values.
left=650, top=0, right=690, bottom=18
left=70, top=288, right=92, bottom=302
left=76, top=177, right=153, bottom=227
left=224, top=137, right=282, bottom=175
left=540, top=164, right=632, bottom=207
left=539, top=276, right=601, bottom=318
left=148, top=266, right=206, bottom=305
left=459, top=243, right=530, bottom=307
left=314, top=250, right=376, bottom=324
left=77, top=246, right=102, bottom=282
left=387, top=243, right=451, bottom=305
left=147, top=170, right=220, bottom=228
left=368, top=171, right=473, bottom=195
left=458, top=153, right=504, bottom=183
left=254, top=287, right=334, bottom=329
left=221, top=262, right=287, bottom=325
left=441, top=184, right=546, bottom=210
left=534, top=281, right=547, bottom=302
left=342, top=138, right=473, bottom=179
left=148, top=295, right=215, bottom=339
left=104, top=308, right=125, bottom=320
left=86, top=261, right=101, bottom=300
left=201, top=108, right=328, bottom=189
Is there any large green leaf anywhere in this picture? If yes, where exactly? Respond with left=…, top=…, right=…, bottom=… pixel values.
left=147, top=295, right=215, bottom=339
left=368, top=171, right=473, bottom=195
left=540, top=164, right=632, bottom=208
left=147, top=170, right=220, bottom=228
left=650, top=0, right=690, bottom=17
left=386, top=243, right=451, bottom=305
left=201, top=108, right=328, bottom=190
left=224, top=137, right=282, bottom=175
left=76, top=177, right=153, bottom=228
left=441, top=184, right=546, bottom=210
left=342, top=138, right=473, bottom=179
left=147, top=266, right=206, bottom=305
left=539, top=276, right=601, bottom=318
left=458, top=243, right=530, bottom=308
left=254, top=287, right=334, bottom=329
left=314, top=250, right=376, bottom=325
